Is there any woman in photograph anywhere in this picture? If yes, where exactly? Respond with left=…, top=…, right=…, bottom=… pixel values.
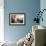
left=11, top=16, right=15, bottom=23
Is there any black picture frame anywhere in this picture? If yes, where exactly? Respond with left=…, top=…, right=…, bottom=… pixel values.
left=9, top=13, right=26, bottom=26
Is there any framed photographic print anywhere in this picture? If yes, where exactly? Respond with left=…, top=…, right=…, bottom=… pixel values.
left=9, top=13, right=26, bottom=25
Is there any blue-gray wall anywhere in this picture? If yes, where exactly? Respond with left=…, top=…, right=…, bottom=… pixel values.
left=40, top=0, right=46, bottom=27
left=4, top=0, right=40, bottom=42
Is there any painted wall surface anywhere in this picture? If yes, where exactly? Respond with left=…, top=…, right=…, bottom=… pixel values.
left=0, top=0, right=4, bottom=42
left=40, top=0, right=46, bottom=27
left=4, top=0, right=40, bottom=42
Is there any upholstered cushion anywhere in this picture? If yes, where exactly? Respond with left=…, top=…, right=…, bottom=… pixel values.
left=17, top=37, right=25, bottom=46
left=1, top=41, right=17, bottom=46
